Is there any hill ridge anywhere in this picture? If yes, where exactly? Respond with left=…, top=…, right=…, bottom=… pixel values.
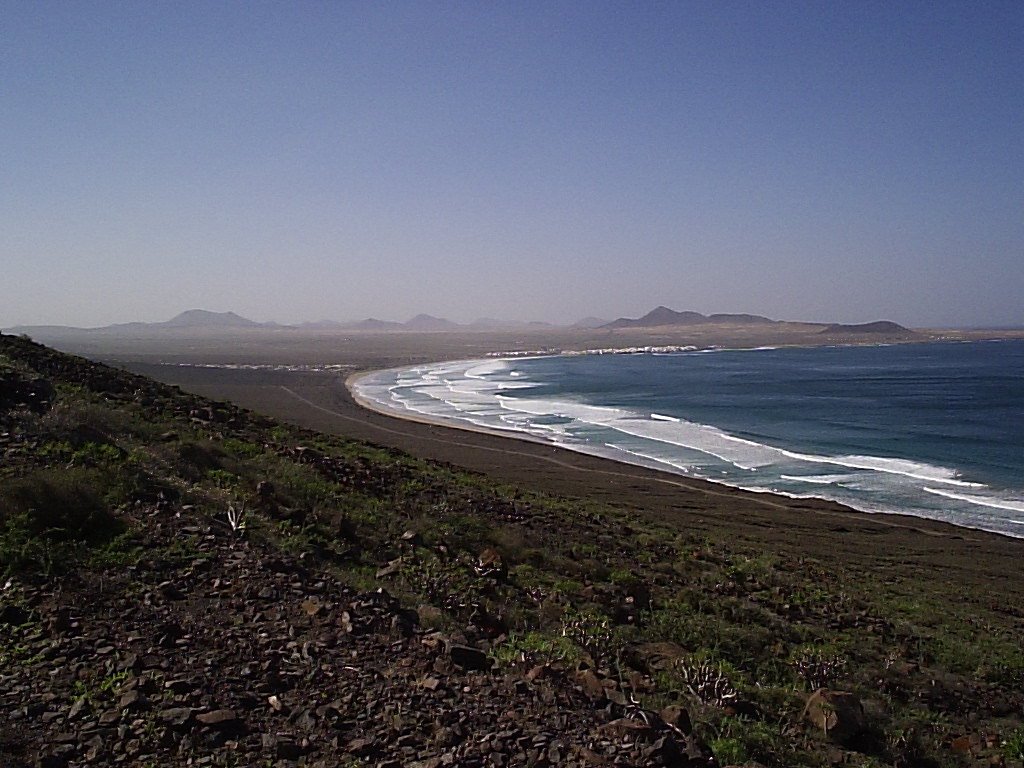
left=819, top=320, right=917, bottom=336
left=604, top=307, right=776, bottom=329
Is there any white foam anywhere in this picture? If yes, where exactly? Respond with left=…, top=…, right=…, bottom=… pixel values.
left=495, top=395, right=628, bottom=422
left=922, top=487, right=1024, bottom=513
left=780, top=474, right=851, bottom=485
left=607, top=418, right=768, bottom=471
left=605, top=443, right=697, bottom=474
left=350, top=355, right=1024, bottom=539
left=386, top=364, right=988, bottom=489
left=464, top=360, right=508, bottom=379
left=778, top=450, right=986, bottom=488
left=720, top=433, right=767, bottom=448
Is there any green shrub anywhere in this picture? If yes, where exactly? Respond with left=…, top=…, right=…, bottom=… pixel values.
left=175, top=440, right=225, bottom=479
left=708, top=736, right=746, bottom=766
left=1005, top=727, right=1024, bottom=761
left=0, top=467, right=123, bottom=575
left=492, top=631, right=584, bottom=667
left=220, top=437, right=263, bottom=458
left=206, top=468, right=238, bottom=488
left=0, top=512, right=82, bottom=576
left=71, top=441, right=123, bottom=466
left=1, top=467, right=117, bottom=540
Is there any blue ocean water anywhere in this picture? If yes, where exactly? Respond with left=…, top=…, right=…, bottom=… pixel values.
left=353, top=341, right=1024, bottom=537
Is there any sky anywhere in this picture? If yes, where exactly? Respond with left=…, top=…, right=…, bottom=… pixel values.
left=2, top=1, right=1022, bottom=329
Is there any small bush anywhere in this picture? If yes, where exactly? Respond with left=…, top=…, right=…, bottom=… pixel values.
left=1005, top=727, right=1024, bottom=761
left=0, top=512, right=83, bottom=576
left=175, top=440, right=225, bottom=479
left=493, top=631, right=583, bottom=667
left=0, top=467, right=123, bottom=574
left=220, top=437, right=264, bottom=458
left=708, top=736, right=746, bottom=766
left=1, top=467, right=116, bottom=540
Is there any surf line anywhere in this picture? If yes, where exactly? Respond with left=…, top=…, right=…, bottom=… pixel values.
left=278, top=385, right=972, bottom=540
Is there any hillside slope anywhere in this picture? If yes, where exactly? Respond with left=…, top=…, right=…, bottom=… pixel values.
left=1, top=333, right=1021, bottom=767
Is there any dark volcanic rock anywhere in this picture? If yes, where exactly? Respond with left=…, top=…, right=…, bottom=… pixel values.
left=0, top=371, right=55, bottom=414
left=447, top=643, right=492, bottom=671
left=159, top=707, right=195, bottom=728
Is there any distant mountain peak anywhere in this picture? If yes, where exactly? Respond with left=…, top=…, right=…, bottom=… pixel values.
left=603, top=307, right=775, bottom=329
left=352, top=318, right=404, bottom=331
left=405, top=314, right=460, bottom=331
left=819, top=321, right=917, bottom=336
left=164, top=310, right=260, bottom=328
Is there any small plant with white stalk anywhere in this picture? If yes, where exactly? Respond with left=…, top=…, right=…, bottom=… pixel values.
left=226, top=501, right=246, bottom=535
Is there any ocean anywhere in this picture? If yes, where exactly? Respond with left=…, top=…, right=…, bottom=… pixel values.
left=352, top=340, right=1024, bottom=538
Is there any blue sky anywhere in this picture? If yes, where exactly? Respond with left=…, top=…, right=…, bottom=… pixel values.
left=3, top=1, right=1022, bottom=327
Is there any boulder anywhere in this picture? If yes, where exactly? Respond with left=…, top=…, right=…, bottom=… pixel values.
left=601, top=717, right=654, bottom=740
left=196, top=709, right=239, bottom=728
left=375, top=558, right=403, bottom=579
left=659, top=704, right=692, bottom=734
left=572, top=668, right=607, bottom=702
left=802, top=689, right=866, bottom=745
left=628, top=641, right=688, bottom=672
left=400, top=529, right=423, bottom=547
left=446, top=643, right=492, bottom=671
left=475, top=547, right=507, bottom=580
left=159, top=706, right=194, bottom=729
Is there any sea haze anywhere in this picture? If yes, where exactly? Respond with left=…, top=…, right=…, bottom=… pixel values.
left=353, top=340, right=1024, bottom=538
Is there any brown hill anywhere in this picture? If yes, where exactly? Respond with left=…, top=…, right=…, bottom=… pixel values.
left=820, top=321, right=917, bottom=336
left=604, top=306, right=775, bottom=329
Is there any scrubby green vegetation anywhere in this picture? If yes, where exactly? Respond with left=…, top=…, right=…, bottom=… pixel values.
left=2, top=333, right=1022, bottom=767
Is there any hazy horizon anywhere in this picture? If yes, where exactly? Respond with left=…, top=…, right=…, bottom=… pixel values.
left=4, top=3, right=1022, bottom=329
left=8, top=305, right=1020, bottom=333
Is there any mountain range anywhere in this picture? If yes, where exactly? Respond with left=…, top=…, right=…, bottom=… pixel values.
left=9, top=310, right=584, bottom=336
left=9, top=308, right=915, bottom=336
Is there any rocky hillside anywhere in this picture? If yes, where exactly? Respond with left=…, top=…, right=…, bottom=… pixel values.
left=1, top=333, right=1022, bottom=767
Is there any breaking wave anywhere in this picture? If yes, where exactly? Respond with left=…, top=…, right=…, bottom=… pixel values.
left=352, top=350, right=1024, bottom=538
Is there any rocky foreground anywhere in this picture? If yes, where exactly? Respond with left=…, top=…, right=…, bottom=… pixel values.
left=2, top=332, right=1022, bottom=768
left=1, top=506, right=710, bottom=767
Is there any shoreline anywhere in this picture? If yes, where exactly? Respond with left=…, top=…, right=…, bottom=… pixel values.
left=121, top=342, right=1024, bottom=587
left=344, top=364, right=557, bottom=448
left=344, top=358, right=1024, bottom=544
left=345, top=365, right=554, bottom=449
